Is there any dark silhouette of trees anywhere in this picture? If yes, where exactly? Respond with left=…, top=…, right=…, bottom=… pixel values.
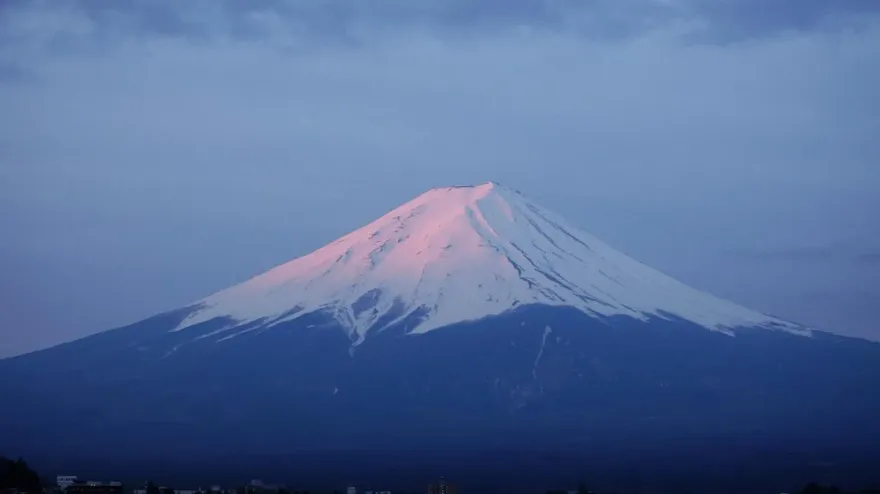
left=799, top=483, right=880, bottom=494
left=545, top=483, right=594, bottom=494
left=577, top=483, right=594, bottom=494
left=0, top=457, right=42, bottom=494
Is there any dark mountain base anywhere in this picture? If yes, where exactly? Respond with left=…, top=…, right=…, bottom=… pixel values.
left=3, top=305, right=880, bottom=491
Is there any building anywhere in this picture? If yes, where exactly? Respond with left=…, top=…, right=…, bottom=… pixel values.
left=56, top=477, right=78, bottom=491
left=427, top=479, right=456, bottom=494
left=133, top=489, right=198, bottom=494
left=245, top=481, right=286, bottom=494
left=64, top=482, right=123, bottom=494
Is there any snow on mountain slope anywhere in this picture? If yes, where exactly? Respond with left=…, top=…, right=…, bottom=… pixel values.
left=174, top=182, right=809, bottom=341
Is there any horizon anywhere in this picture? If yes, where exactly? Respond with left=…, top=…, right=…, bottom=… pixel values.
left=10, top=448, right=880, bottom=494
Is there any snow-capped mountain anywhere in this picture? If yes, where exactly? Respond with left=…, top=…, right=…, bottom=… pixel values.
left=2, top=182, right=878, bottom=488
left=176, top=181, right=806, bottom=342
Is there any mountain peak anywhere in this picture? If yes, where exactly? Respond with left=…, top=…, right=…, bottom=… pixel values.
left=174, top=184, right=809, bottom=341
left=418, top=180, right=512, bottom=203
left=435, top=180, right=504, bottom=190
left=426, top=181, right=522, bottom=197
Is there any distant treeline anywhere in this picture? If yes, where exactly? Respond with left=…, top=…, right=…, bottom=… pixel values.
left=800, top=483, right=880, bottom=494
left=541, top=482, right=880, bottom=494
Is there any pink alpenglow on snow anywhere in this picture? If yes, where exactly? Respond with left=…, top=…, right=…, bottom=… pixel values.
left=173, top=182, right=809, bottom=343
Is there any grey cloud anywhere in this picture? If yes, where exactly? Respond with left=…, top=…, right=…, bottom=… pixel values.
left=859, top=252, right=880, bottom=264
left=732, top=243, right=880, bottom=265
left=732, top=245, right=842, bottom=262
left=687, top=0, right=880, bottom=40
left=0, top=60, right=34, bottom=84
left=3, top=0, right=878, bottom=52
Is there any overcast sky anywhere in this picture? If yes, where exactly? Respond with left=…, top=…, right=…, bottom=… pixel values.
left=1, top=0, right=879, bottom=358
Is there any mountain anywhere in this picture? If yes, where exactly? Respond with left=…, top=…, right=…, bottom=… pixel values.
left=2, top=182, right=879, bottom=489
left=174, top=181, right=806, bottom=341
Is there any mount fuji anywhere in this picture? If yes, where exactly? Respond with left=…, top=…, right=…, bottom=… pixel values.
left=2, top=182, right=879, bottom=486
left=173, top=182, right=806, bottom=343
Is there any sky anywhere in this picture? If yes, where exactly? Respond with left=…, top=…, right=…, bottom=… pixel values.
left=1, top=0, right=878, bottom=358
